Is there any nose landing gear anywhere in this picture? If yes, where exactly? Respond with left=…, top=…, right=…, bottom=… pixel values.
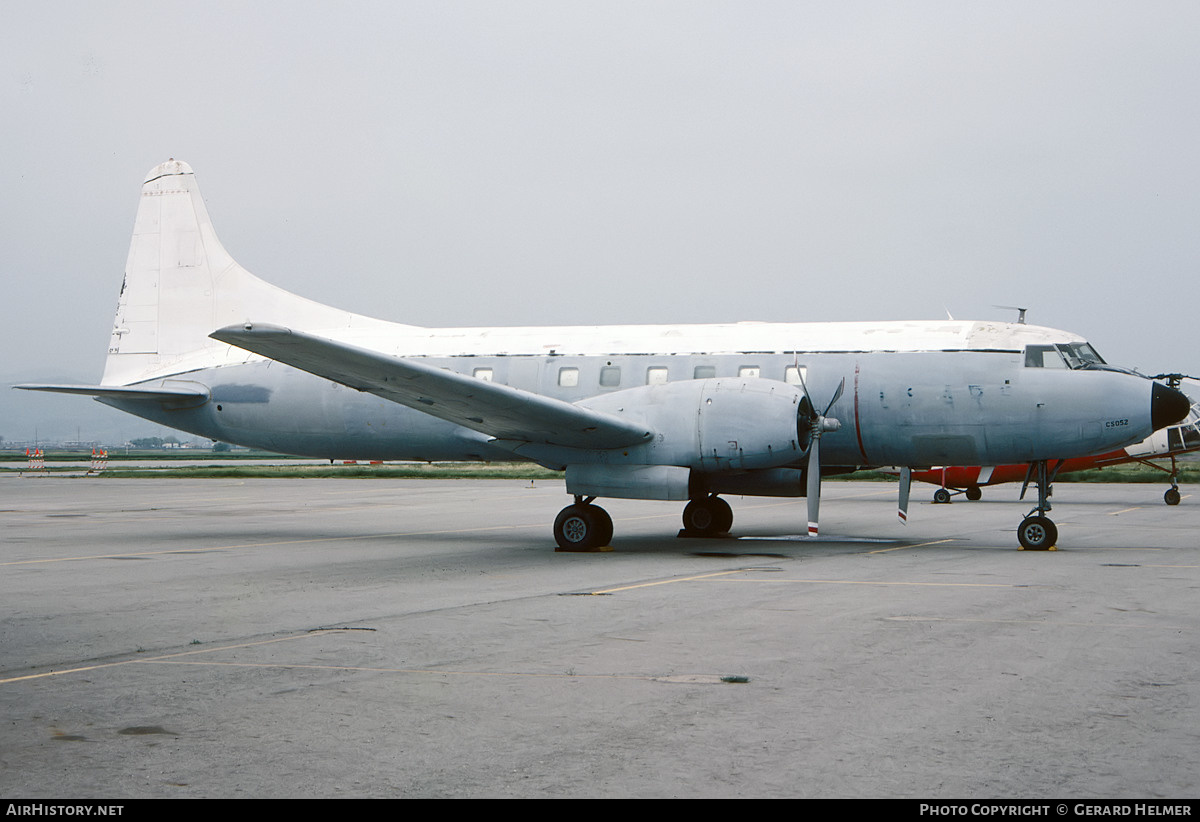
left=1017, top=459, right=1064, bottom=550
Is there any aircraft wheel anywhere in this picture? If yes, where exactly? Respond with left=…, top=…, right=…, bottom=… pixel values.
left=682, top=496, right=733, bottom=536
left=1017, top=515, right=1058, bottom=550
left=965, top=486, right=982, bottom=501
left=591, top=506, right=614, bottom=545
left=554, top=504, right=613, bottom=551
left=933, top=488, right=952, bottom=504
left=1164, top=487, right=1181, bottom=506
left=709, top=497, right=734, bottom=533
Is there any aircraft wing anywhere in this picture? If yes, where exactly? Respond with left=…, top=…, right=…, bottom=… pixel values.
left=210, top=324, right=653, bottom=450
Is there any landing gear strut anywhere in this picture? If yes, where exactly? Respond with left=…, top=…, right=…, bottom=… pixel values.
left=1149, top=453, right=1183, bottom=505
left=1017, top=459, right=1063, bottom=550
left=553, top=496, right=613, bottom=551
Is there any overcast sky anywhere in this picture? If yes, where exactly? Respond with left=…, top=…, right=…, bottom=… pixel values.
left=4, top=2, right=1199, bottom=440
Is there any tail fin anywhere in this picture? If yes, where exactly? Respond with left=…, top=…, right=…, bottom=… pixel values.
left=102, top=159, right=393, bottom=385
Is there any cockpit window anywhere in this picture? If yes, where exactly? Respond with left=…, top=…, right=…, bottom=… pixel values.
left=1058, top=343, right=1105, bottom=368
left=1025, top=343, right=1106, bottom=369
left=1025, top=345, right=1066, bottom=368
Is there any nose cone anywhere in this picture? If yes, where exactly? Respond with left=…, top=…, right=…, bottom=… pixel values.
left=1151, top=382, right=1191, bottom=430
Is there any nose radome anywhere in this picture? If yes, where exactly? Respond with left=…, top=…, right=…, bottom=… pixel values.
left=1151, top=382, right=1191, bottom=430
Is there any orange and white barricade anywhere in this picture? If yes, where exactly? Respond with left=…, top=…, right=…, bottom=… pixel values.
left=90, top=449, right=109, bottom=473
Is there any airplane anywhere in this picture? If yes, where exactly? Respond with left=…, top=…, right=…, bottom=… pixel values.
left=16, top=160, right=1192, bottom=552
left=909, top=380, right=1199, bottom=506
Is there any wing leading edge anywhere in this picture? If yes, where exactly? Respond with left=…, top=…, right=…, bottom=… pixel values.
left=210, top=323, right=653, bottom=450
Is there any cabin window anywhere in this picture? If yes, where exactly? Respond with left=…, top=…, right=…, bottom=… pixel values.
left=647, top=366, right=669, bottom=385
left=558, top=367, right=579, bottom=387
left=738, top=365, right=761, bottom=378
left=785, top=365, right=807, bottom=386
left=599, top=366, right=621, bottom=388
left=694, top=365, right=716, bottom=380
left=473, top=367, right=493, bottom=381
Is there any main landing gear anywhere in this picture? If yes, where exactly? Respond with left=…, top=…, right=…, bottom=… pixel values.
left=553, top=496, right=613, bottom=551
left=552, top=494, right=736, bottom=551
left=1017, top=459, right=1063, bottom=550
left=680, top=494, right=733, bottom=537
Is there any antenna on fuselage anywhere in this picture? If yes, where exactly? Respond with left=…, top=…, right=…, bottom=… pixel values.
left=994, top=305, right=1028, bottom=324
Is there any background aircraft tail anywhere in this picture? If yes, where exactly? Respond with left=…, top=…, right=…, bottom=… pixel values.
left=101, top=159, right=392, bottom=386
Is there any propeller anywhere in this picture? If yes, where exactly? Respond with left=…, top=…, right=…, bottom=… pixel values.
left=797, top=375, right=844, bottom=537
left=898, top=466, right=911, bottom=524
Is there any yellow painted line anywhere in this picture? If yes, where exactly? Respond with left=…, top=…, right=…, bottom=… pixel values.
left=834, top=488, right=900, bottom=500
left=719, top=578, right=1021, bottom=589
left=591, top=569, right=762, bottom=594
left=885, top=615, right=1180, bottom=630
left=0, top=628, right=681, bottom=686
left=0, top=522, right=544, bottom=567
left=1108, top=507, right=1145, bottom=516
left=868, top=538, right=959, bottom=554
left=0, top=631, right=334, bottom=685
left=142, top=660, right=655, bottom=682
left=590, top=566, right=1020, bottom=594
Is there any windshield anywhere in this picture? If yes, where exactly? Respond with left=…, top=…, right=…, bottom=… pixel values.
left=1025, top=343, right=1107, bottom=369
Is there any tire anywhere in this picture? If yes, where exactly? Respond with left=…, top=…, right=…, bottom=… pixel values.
left=933, top=488, right=952, bottom=504
left=965, top=486, right=982, bottom=501
left=591, top=505, right=614, bottom=546
left=710, top=496, right=734, bottom=534
left=682, top=499, right=716, bottom=534
left=554, top=504, right=611, bottom=550
left=1165, top=487, right=1181, bottom=506
left=682, top=497, right=732, bottom=536
left=1018, top=515, right=1058, bottom=550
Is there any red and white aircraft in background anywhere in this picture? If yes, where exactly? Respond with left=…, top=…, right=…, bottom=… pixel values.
left=911, top=378, right=1199, bottom=506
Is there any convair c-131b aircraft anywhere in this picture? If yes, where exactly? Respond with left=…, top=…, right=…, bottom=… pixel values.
left=18, top=160, right=1191, bottom=551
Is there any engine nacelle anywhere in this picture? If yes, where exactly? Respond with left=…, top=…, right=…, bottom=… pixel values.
left=578, top=378, right=805, bottom=472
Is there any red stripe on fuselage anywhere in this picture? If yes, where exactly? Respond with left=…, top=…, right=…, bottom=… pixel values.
left=853, top=363, right=870, bottom=464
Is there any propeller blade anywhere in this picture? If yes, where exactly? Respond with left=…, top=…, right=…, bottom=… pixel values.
left=797, top=371, right=815, bottom=413
left=806, top=435, right=821, bottom=536
left=898, top=467, right=911, bottom=524
left=822, top=377, right=846, bottom=417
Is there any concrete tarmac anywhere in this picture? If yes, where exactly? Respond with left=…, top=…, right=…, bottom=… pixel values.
left=1, top=476, right=1197, bottom=798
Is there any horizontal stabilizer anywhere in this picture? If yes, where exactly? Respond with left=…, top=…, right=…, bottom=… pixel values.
left=210, top=324, right=654, bottom=449
left=14, top=383, right=209, bottom=406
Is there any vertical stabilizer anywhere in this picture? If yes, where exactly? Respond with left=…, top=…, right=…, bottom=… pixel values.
left=102, top=160, right=385, bottom=385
